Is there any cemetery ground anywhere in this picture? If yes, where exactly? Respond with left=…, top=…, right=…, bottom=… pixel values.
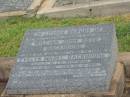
left=0, top=14, right=130, bottom=57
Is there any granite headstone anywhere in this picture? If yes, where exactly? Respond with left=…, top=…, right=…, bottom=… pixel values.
left=0, top=0, right=33, bottom=12
left=6, top=24, right=118, bottom=94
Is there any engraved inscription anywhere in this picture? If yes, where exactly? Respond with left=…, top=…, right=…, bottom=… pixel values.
left=6, top=24, right=117, bottom=94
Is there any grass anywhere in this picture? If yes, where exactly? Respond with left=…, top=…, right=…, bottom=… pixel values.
left=0, top=15, right=130, bottom=57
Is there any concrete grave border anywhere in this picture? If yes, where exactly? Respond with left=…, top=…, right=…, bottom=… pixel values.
left=37, top=0, right=130, bottom=18
left=0, top=0, right=44, bottom=18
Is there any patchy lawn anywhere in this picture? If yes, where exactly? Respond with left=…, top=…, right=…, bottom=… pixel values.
left=0, top=15, right=130, bottom=57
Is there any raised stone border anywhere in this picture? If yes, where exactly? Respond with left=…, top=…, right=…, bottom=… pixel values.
left=1, top=0, right=130, bottom=18
left=0, top=57, right=15, bottom=83
left=37, top=0, right=130, bottom=18
left=119, top=52, right=130, bottom=78
left=0, top=0, right=44, bottom=18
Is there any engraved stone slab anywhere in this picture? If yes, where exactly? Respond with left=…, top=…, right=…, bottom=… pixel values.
left=0, top=0, right=33, bottom=12
left=6, top=24, right=118, bottom=94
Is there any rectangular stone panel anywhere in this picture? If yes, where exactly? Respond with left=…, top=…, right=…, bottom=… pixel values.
left=6, top=24, right=118, bottom=94
left=0, top=0, right=33, bottom=12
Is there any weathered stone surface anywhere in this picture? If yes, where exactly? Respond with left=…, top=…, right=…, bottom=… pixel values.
left=0, top=83, right=6, bottom=95
left=3, top=63, right=124, bottom=97
left=54, top=0, right=106, bottom=7
left=0, top=0, right=33, bottom=12
left=6, top=24, right=118, bottom=94
left=0, top=57, right=15, bottom=83
left=37, top=0, right=130, bottom=18
left=119, top=52, right=130, bottom=78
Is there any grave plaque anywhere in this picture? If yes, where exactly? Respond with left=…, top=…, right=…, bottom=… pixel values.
left=6, top=24, right=118, bottom=94
left=0, top=0, right=33, bottom=12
